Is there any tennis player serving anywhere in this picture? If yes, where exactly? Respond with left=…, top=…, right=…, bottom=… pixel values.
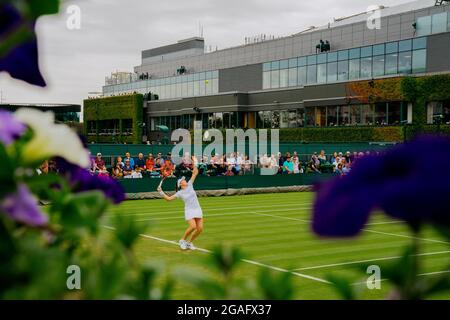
left=157, top=155, right=203, bottom=250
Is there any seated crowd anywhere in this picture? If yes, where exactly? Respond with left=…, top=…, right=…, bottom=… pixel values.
left=90, top=149, right=376, bottom=179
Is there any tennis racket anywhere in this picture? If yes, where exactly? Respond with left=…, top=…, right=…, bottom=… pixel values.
left=157, top=175, right=166, bottom=190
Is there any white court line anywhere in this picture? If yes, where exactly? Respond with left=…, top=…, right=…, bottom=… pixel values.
left=103, top=225, right=330, bottom=284
left=351, top=270, right=450, bottom=286
left=107, top=202, right=313, bottom=217
left=292, top=250, right=450, bottom=271
left=362, top=229, right=450, bottom=245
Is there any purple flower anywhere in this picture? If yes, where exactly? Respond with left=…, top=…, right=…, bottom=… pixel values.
left=0, top=4, right=46, bottom=87
left=56, top=158, right=125, bottom=204
left=1, top=184, right=48, bottom=226
left=312, top=135, right=450, bottom=237
left=0, top=110, right=26, bottom=144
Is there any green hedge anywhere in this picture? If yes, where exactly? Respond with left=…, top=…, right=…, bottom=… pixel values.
left=83, top=94, right=143, bottom=144
left=278, top=126, right=403, bottom=143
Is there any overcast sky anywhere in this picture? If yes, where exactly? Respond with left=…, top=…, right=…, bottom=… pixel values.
left=0, top=0, right=419, bottom=107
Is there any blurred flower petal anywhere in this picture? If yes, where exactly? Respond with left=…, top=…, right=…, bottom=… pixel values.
left=0, top=110, right=26, bottom=144
left=0, top=4, right=46, bottom=87
left=14, top=108, right=90, bottom=168
left=312, top=135, right=450, bottom=237
left=0, top=184, right=48, bottom=226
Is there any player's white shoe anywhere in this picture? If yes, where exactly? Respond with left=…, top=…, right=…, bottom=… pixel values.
left=187, top=242, right=196, bottom=250
left=179, top=239, right=188, bottom=250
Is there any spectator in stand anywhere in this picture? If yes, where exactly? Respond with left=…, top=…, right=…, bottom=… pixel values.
left=132, top=167, right=143, bottom=179
left=330, top=152, right=338, bottom=165
left=235, top=152, right=243, bottom=175
left=293, top=156, right=301, bottom=174
left=111, top=160, right=123, bottom=179
left=270, top=154, right=278, bottom=170
left=318, top=150, right=327, bottom=164
left=277, top=152, right=284, bottom=174
left=145, top=153, right=155, bottom=173
left=161, top=157, right=175, bottom=178
left=283, top=156, right=294, bottom=174
left=224, top=165, right=235, bottom=176
left=242, top=155, right=253, bottom=175
left=94, top=153, right=105, bottom=172
left=345, top=151, right=352, bottom=164
left=98, top=164, right=109, bottom=177
left=310, top=153, right=321, bottom=173
left=335, top=163, right=343, bottom=175
left=260, top=154, right=270, bottom=168
left=124, top=152, right=135, bottom=169
left=135, top=153, right=146, bottom=170
left=123, top=159, right=133, bottom=177
left=154, top=152, right=163, bottom=174
left=342, top=162, right=352, bottom=175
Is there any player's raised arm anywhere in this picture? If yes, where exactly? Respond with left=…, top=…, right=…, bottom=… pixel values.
left=157, top=186, right=177, bottom=201
left=190, top=156, right=199, bottom=184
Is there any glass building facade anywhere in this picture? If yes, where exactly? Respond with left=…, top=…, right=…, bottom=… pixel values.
left=103, top=70, right=219, bottom=99
left=262, top=37, right=428, bottom=90
left=151, top=101, right=407, bottom=131
left=416, top=11, right=450, bottom=37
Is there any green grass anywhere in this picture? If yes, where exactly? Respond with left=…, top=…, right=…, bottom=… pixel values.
left=105, top=192, right=450, bottom=300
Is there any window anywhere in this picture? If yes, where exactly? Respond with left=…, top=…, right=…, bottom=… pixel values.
left=338, top=106, right=350, bottom=126
left=360, top=57, right=372, bottom=78
left=374, top=103, right=387, bottom=125
left=214, top=113, right=223, bottom=128
left=432, top=12, right=447, bottom=34
left=280, top=59, right=289, bottom=70
left=413, top=37, right=427, bottom=50
left=338, top=50, right=349, bottom=61
left=361, top=46, right=372, bottom=58
left=327, top=52, right=338, bottom=63
left=398, top=51, right=412, bottom=74
left=349, top=48, right=360, bottom=59
left=349, top=105, right=361, bottom=125
left=280, top=69, right=289, bottom=88
left=361, top=104, right=374, bottom=125
left=298, top=66, right=307, bottom=86
left=385, top=53, right=398, bottom=75
left=327, top=62, right=338, bottom=83
left=317, top=53, right=327, bottom=64
left=307, top=65, right=317, bottom=84
left=327, top=106, right=338, bottom=126
left=271, top=111, right=280, bottom=128
left=416, top=15, right=431, bottom=36
left=317, top=64, right=327, bottom=83
left=399, top=39, right=412, bottom=52
left=373, top=55, right=385, bottom=77
left=387, top=102, right=402, bottom=125
left=306, top=107, right=316, bottom=126
left=280, top=111, right=289, bottom=128
left=297, top=108, right=305, bottom=127
left=412, top=49, right=426, bottom=73
left=288, top=68, right=297, bottom=87
left=263, top=62, right=271, bottom=72
left=271, top=70, right=280, bottom=88
left=271, top=61, right=280, bottom=70
left=289, top=58, right=298, bottom=68
left=338, top=60, right=349, bottom=81
left=349, top=59, right=360, bottom=80
left=373, top=44, right=385, bottom=56
left=288, top=109, right=299, bottom=128
left=263, top=71, right=271, bottom=89
left=315, top=107, right=326, bottom=127
left=298, top=57, right=307, bottom=67
left=307, top=55, right=317, bottom=65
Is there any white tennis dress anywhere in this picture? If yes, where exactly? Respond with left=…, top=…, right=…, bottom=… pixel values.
left=175, top=180, right=203, bottom=221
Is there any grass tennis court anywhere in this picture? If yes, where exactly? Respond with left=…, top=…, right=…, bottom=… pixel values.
left=105, top=192, right=450, bottom=299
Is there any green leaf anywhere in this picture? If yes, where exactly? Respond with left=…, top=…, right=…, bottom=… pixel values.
left=325, top=274, right=357, bottom=300
left=257, top=268, right=294, bottom=300
left=112, top=212, right=151, bottom=250
left=24, top=0, right=60, bottom=18
left=207, top=243, right=244, bottom=277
